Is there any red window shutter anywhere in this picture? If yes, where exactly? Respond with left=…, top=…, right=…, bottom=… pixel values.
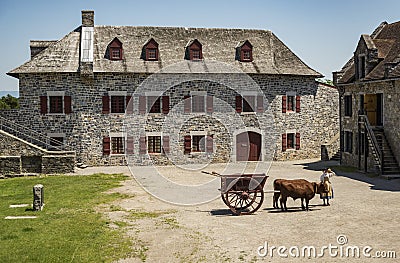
left=206, top=95, right=213, bottom=113
left=40, top=96, right=47, bottom=114
left=139, top=136, right=147, bottom=154
left=236, top=95, right=242, bottom=113
left=184, top=135, right=191, bottom=154
left=295, top=95, right=301, bottom=113
left=102, top=96, right=110, bottom=114
left=162, top=96, right=170, bottom=114
left=126, top=136, right=134, bottom=154
left=139, top=96, right=146, bottom=114
left=126, top=95, right=133, bottom=114
left=282, top=133, right=287, bottom=152
left=64, top=96, right=72, bottom=114
left=206, top=135, right=213, bottom=153
left=103, top=137, right=110, bottom=155
left=162, top=136, right=170, bottom=154
left=257, top=95, right=264, bottom=113
left=282, top=96, right=287, bottom=113
left=295, top=133, right=300, bottom=150
left=184, top=95, right=191, bottom=113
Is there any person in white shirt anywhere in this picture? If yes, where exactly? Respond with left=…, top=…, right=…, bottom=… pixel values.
left=320, top=168, right=335, bottom=206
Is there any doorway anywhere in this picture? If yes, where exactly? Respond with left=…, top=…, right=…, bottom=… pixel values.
left=364, top=93, right=383, bottom=126
left=236, top=131, right=261, bottom=161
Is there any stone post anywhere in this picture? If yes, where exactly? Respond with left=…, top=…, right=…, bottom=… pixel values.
left=33, top=184, right=44, bottom=211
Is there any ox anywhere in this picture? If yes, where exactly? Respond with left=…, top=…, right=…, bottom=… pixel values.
left=273, top=179, right=327, bottom=211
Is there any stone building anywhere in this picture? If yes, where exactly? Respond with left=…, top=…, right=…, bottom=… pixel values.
left=334, top=21, right=400, bottom=176
left=4, top=10, right=339, bottom=168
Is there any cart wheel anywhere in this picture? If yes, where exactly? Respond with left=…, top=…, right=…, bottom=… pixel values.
left=225, top=187, right=264, bottom=215
left=221, top=193, right=229, bottom=206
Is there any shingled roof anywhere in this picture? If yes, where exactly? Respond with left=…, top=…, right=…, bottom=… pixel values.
left=336, top=21, right=400, bottom=84
left=8, top=24, right=321, bottom=77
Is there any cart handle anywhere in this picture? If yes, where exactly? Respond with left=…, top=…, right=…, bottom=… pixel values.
left=201, top=171, right=221, bottom=177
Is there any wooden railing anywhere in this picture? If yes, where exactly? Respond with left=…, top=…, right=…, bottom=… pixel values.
left=359, top=115, right=383, bottom=173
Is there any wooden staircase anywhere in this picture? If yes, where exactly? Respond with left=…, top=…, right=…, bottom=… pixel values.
left=373, top=128, right=400, bottom=175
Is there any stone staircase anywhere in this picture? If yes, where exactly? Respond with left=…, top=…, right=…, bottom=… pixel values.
left=0, top=115, right=67, bottom=151
left=330, top=150, right=341, bottom=161
left=373, top=128, right=400, bottom=175
left=0, top=115, right=75, bottom=175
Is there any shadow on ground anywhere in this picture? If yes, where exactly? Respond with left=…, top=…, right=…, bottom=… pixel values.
left=293, top=159, right=400, bottom=192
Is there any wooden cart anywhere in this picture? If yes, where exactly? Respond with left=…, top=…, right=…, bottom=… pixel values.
left=220, top=173, right=268, bottom=215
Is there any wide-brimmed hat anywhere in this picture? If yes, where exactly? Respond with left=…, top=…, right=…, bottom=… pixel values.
left=327, top=168, right=332, bottom=173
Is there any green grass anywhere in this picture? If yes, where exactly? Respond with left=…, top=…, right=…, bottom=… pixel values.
left=0, top=173, right=132, bottom=263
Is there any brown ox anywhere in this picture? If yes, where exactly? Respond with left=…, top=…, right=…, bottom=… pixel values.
left=273, top=179, right=327, bottom=211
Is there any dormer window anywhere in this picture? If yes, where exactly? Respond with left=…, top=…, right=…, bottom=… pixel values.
left=185, top=39, right=203, bottom=60
left=236, top=40, right=253, bottom=62
left=143, top=38, right=159, bottom=61
left=108, top=38, right=123, bottom=60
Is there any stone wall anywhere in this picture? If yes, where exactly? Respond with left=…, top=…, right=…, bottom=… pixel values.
left=0, top=156, right=21, bottom=174
left=9, top=72, right=339, bottom=166
left=339, top=79, right=400, bottom=171
left=0, top=129, right=75, bottom=174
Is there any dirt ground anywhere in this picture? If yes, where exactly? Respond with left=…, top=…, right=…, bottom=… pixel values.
left=79, top=159, right=400, bottom=262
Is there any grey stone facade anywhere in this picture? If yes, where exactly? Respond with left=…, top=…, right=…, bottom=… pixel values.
left=5, top=10, right=339, bottom=167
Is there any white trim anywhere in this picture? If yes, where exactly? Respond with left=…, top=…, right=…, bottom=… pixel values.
left=190, top=131, right=207, bottom=136
left=285, top=129, right=296, bottom=134
left=146, top=132, right=162, bottom=137
left=81, top=26, right=94, bottom=62
left=108, top=91, right=127, bottom=96
left=47, top=91, right=65, bottom=96
left=241, top=91, right=258, bottom=96
left=145, top=91, right=163, bottom=96
left=190, top=91, right=207, bottom=96
left=109, top=132, right=124, bottom=138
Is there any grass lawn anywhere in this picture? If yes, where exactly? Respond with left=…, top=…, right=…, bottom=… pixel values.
left=0, top=173, right=132, bottom=263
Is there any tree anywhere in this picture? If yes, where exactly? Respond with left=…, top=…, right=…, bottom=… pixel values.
left=0, top=95, right=19, bottom=109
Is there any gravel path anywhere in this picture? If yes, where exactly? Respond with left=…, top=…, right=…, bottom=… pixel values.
left=76, top=159, right=400, bottom=262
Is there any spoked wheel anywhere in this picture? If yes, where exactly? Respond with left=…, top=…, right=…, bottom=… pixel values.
left=224, top=187, right=264, bottom=215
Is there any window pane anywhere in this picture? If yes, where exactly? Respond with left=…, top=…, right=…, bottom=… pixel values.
left=192, top=135, right=205, bottom=152
left=111, top=137, right=124, bottom=154
left=147, top=48, right=157, bottom=60
left=148, top=96, right=161, bottom=113
left=111, top=48, right=121, bottom=59
left=243, top=96, right=255, bottom=112
left=287, top=133, right=295, bottom=149
left=49, top=96, right=63, bottom=113
left=192, top=50, right=200, bottom=60
left=243, top=50, right=251, bottom=60
left=148, top=136, right=161, bottom=153
left=287, top=96, right=295, bottom=111
left=192, top=96, right=205, bottom=112
left=111, top=96, right=125, bottom=113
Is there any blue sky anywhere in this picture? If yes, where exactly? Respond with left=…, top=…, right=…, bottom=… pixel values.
left=1, top=0, right=400, bottom=92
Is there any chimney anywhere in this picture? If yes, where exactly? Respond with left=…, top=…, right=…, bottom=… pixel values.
left=81, top=10, right=94, bottom=27
left=80, top=10, right=94, bottom=79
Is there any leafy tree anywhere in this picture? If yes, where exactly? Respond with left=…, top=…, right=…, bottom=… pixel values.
left=0, top=95, right=19, bottom=109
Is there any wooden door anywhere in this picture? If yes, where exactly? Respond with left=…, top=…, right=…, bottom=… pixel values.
left=236, top=132, right=261, bottom=161
left=364, top=94, right=377, bottom=126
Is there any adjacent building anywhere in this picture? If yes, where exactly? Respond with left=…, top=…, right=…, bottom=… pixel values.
left=334, top=21, right=400, bottom=176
